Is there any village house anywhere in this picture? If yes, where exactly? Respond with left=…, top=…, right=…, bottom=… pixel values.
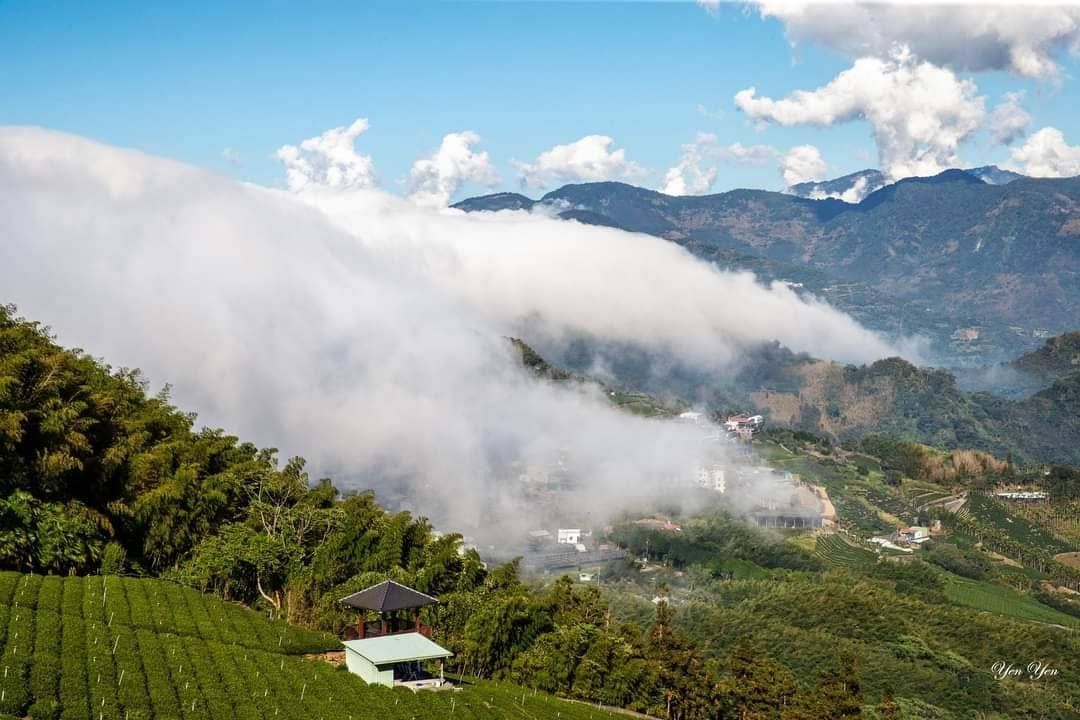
left=557, top=528, right=582, bottom=545
left=695, top=464, right=727, bottom=493
left=898, top=526, right=931, bottom=545
left=634, top=517, right=683, bottom=533
left=723, top=414, right=765, bottom=435
left=750, top=483, right=829, bottom=529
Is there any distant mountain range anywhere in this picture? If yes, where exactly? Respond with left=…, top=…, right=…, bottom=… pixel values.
left=789, top=169, right=887, bottom=203
left=455, top=167, right=1079, bottom=366
left=787, top=166, right=1025, bottom=204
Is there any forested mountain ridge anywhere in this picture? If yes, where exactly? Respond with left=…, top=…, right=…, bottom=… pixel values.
left=534, top=329, right=1080, bottom=466
left=789, top=168, right=886, bottom=200
left=745, top=346, right=1080, bottom=466
left=1010, top=331, right=1080, bottom=383
left=456, top=170, right=1080, bottom=364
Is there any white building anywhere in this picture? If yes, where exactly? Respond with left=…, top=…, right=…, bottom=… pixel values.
left=557, top=528, right=582, bottom=544
left=343, top=634, right=453, bottom=689
left=899, top=526, right=931, bottom=544
left=695, top=465, right=726, bottom=493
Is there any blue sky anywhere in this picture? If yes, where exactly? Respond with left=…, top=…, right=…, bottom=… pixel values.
left=2, top=1, right=1079, bottom=200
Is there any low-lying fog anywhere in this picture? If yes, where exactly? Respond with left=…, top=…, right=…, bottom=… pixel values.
left=0, top=127, right=912, bottom=538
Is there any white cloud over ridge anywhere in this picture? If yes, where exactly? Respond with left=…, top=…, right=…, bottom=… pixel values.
left=662, top=133, right=720, bottom=196
left=780, top=145, right=827, bottom=187
left=987, top=91, right=1033, bottom=146
left=736, top=48, right=985, bottom=180
left=805, top=174, right=883, bottom=205
left=751, top=2, right=1080, bottom=80
left=661, top=135, right=780, bottom=196
left=1009, top=126, right=1080, bottom=177
left=0, top=127, right=906, bottom=533
left=275, top=117, right=377, bottom=192
left=408, top=131, right=498, bottom=207
left=514, top=135, right=645, bottom=190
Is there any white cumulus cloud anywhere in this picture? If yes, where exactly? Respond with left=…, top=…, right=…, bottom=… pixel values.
left=987, top=91, right=1033, bottom=146
left=275, top=117, right=377, bottom=192
left=514, top=135, right=645, bottom=190
left=780, top=145, right=828, bottom=187
left=661, top=135, right=780, bottom=196
left=735, top=48, right=985, bottom=180
left=662, top=133, right=720, bottom=196
left=1009, top=126, right=1080, bottom=177
left=752, top=1, right=1080, bottom=80
left=717, top=142, right=779, bottom=165
left=407, top=131, right=498, bottom=207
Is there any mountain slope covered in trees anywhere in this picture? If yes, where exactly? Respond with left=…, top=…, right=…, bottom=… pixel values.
left=743, top=343, right=1080, bottom=466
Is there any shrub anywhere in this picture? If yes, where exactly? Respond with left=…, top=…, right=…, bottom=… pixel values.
left=28, top=699, right=60, bottom=720
left=925, top=542, right=990, bottom=581
left=101, top=543, right=128, bottom=576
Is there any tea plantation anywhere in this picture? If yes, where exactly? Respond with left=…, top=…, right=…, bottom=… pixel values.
left=0, top=573, right=623, bottom=720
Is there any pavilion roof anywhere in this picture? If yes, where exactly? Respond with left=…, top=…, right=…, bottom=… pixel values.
left=339, top=580, right=438, bottom=612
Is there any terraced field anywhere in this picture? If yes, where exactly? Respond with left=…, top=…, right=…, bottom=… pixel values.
left=0, top=573, right=622, bottom=720
left=814, top=534, right=878, bottom=569
left=1007, top=500, right=1080, bottom=545
left=943, top=577, right=1080, bottom=629
left=967, top=495, right=1074, bottom=555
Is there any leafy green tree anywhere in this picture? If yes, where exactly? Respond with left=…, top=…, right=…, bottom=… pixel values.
left=647, top=600, right=718, bottom=720
left=461, top=590, right=552, bottom=676
left=719, top=639, right=797, bottom=720
left=807, top=655, right=862, bottom=719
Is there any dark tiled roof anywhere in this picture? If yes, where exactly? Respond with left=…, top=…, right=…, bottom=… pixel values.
left=339, top=580, right=438, bottom=612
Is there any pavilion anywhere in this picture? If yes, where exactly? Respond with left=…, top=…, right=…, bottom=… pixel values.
left=338, top=580, right=453, bottom=689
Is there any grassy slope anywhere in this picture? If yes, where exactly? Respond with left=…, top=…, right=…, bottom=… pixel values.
left=0, top=573, right=622, bottom=720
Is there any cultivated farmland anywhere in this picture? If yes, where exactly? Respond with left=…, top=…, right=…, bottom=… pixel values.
left=0, top=573, right=623, bottom=720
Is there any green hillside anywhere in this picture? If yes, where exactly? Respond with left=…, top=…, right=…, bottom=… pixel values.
left=0, top=572, right=625, bottom=720
left=1011, top=332, right=1080, bottom=383
left=747, top=352, right=1080, bottom=466
left=534, top=328, right=1080, bottom=466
